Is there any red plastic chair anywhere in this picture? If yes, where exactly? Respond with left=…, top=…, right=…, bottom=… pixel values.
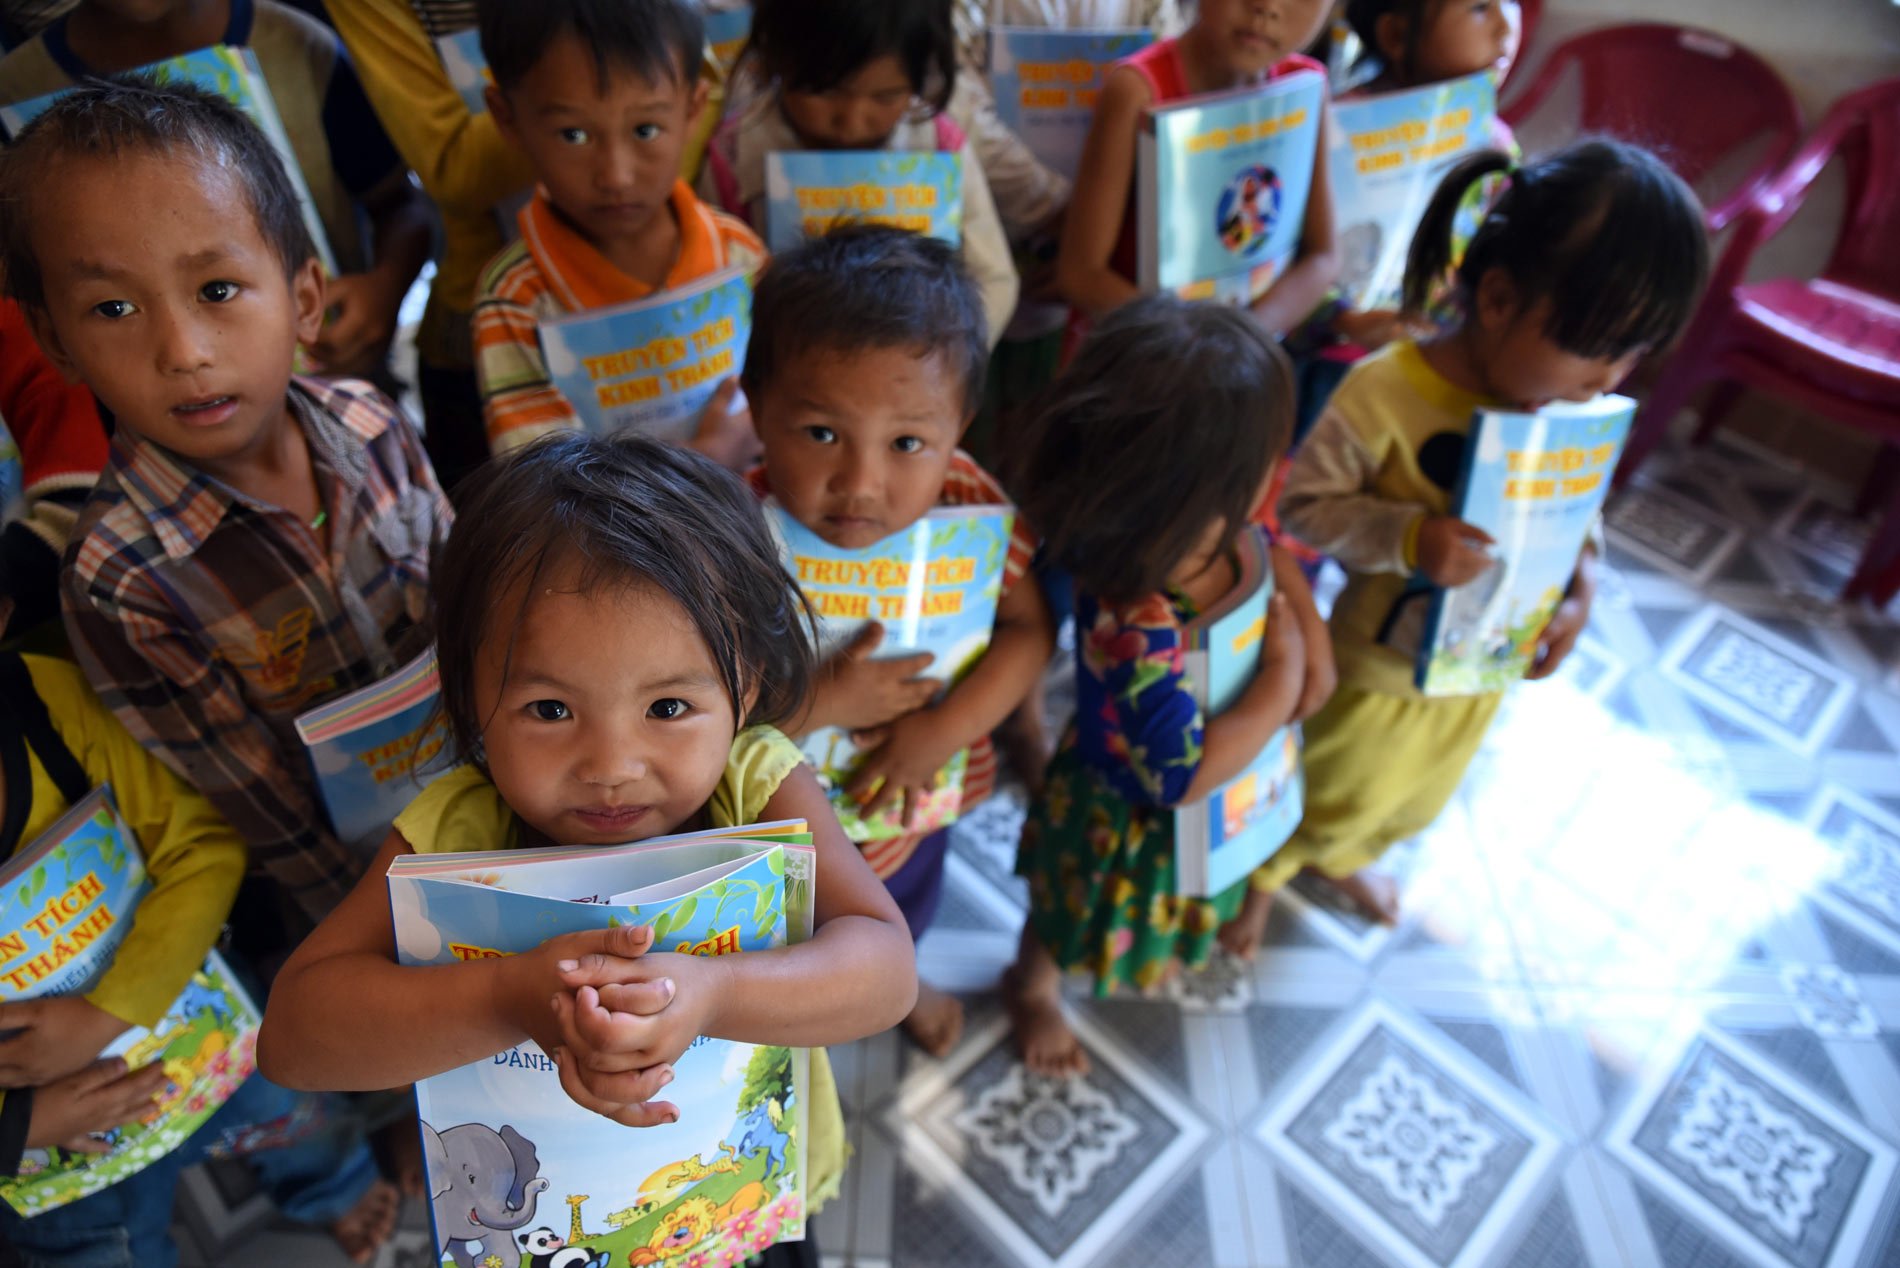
left=1618, top=78, right=1900, bottom=606
left=1500, top=23, right=1802, bottom=231
left=1511, top=0, right=1542, bottom=79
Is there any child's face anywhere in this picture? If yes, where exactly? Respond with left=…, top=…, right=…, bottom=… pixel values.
left=1475, top=281, right=1643, bottom=407
left=752, top=343, right=968, bottom=550
left=1408, top=0, right=1520, bottom=84
left=489, top=34, right=708, bottom=252
left=1196, top=0, right=1332, bottom=78
left=777, top=54, right=915, bottom=150
left=475, top=560, right=743, bottom=847
left=25, top=151, right=324, bottom=470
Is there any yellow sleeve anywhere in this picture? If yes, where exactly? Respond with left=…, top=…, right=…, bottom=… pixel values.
left=708, top=727, right=805, bottom=829
left=391, top=764, right=517, bottom=854
left=24, top=658, right=244, bottom=1031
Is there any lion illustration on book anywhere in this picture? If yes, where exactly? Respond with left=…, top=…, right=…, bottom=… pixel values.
left=624, top=1182, right=768, bottom=1265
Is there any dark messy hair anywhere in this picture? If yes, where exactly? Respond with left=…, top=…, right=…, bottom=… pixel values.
left=431, top=433, right=815, bottom=768
left=1009, top=296, right=1294, bottom=606
left=742, top=224, right=989, bottom=416
left=746, top=0, right=957, bottom=114
left=0, top=77, right=314, bottom=311
left=1346, top=0, right=1452, bottom=84
left=478, top=0, right=704, bottom=95
left=1403, top=138, right=1709, bottom=358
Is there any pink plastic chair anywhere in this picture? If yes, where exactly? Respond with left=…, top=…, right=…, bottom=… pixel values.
left=1500, top=23, right=1802, bottom=231
left=1619, top=78, right=1900, bottom=606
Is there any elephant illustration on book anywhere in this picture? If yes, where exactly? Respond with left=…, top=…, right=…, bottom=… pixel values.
left=423, top=1120, right=552, bottom=1268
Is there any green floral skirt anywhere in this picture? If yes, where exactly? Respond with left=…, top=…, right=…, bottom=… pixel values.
left=1017, top=742, right=1248, bottom=996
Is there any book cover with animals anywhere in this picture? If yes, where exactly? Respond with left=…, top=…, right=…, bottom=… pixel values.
left=0, top=788, right=260, bottom=1217
left=989, top=27, right=1155, bottom=180
left=537, top=267, right=751, bottom=444
left=387, top=821, right=814, bottom=1268
left=1175, top=531, right=1304, bottom=897
left=765, top=503, right=1012, bottom=841
left=1415, top=394, right=1635, bottom=696
left=1329, top=71, right=1497, bottom=312
left=0, top=45, right=336, bottom=274
left=294, top=647, right=451, bottom=853
left=1137, top=70, right=1324, bottom=305
left=762, top=151, right=964, bottom=252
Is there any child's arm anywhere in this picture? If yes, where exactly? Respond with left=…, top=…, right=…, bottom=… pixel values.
left=845, top=567, right=1057, bottom=825
left=1526, top=542, right=1597, bottom=680
left=309, top=170, right=434, bottom=376
left=1055, top=65, right=1152, bottom=319
left=1270, top=544, right=1337, bottom=722
left=788, top=623, right=940, bottom=740
left=1179, top=592, right=1305, bottom=800
left=1249, top=106, right=1340, bottom=337
left=956, top=141, right=1024, bottom=349
left=472, top=282, right=583, bottom=453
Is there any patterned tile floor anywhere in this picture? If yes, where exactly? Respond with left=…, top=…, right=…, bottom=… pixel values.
left=176, top=434, right=1900, bottom=1268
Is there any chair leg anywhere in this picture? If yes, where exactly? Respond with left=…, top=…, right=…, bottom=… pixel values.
left=1690, top=380, right=1744, bottom=446
left=1855, top=442, right=1900, bottom=520
left=1619, top=361, right=1709, bottom=490
left=1845, top=492, right=1900, bottom=608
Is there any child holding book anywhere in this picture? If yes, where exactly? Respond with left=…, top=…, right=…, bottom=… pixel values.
left=259, top=435, right=916, bottom=1259
left=1056, top=0, right=1338, bottom=333
left=701, top=0, right=1021, bottom=350
left=740, top=226, right=1056, bottom=1057
left=1257, top=140, right=1709, bottom=929
left=0, top=81, right=451, bottom=938
left=472, top=0, right=762, bottom=460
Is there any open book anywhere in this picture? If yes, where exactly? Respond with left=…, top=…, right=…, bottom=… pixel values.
left=387, top=820, right=813, bottom=1267
left=294, top=647, right=450, bottom=852
left=1138, top=70, right=1324, bottom=305
left=990, top=27, right=1155, bottom=180
left=1174, top=532, right=1304, bottom=896
left=1416, top=394, right=1633, bottom=695
left=0, top=788, right=259, bottom=1217
left=763, top=151, right=964, bottom=252
left=767, top=503, right=1011, bottom=841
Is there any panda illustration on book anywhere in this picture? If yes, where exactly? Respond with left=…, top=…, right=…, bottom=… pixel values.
left=517, top=1227, right=609, bottom=1268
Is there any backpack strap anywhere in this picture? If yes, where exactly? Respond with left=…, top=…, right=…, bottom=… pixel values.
left=0, top=652, right=92, bottom=806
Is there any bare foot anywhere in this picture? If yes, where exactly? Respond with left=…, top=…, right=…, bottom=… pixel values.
left=901, top=982, right=965, bottom=1057
left=377, top=1112, right=427, bottom=1199
left=1003, top=932, right=1089, bottom=1077
left=329, top=1177, right=399, bottom=1265
left=1217, top=887, right=1275, bottom=961
left=1316, top=868, right=1400, bottom=926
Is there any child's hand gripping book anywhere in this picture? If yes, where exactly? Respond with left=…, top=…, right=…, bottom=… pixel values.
left=1328, top=71, right=1498, bottom=312
left=766, top=503, right=1012, bottom=841
left=1173, top=532, right=1304, bottom=897
left=0, top=788, right=260, bottom=1217
left=294, top=647, right=452, bottom=853
left=1137, top=70, right=1324, bottom=306
left=1415, top=394, right=1634, bottom=695
left=762, top=151, right=965, bottom=253
left=386, top=821, right=815, bottom=1268
left=989, top=27, right=1156, bottom=181
left=0, top=45, right=337, bottom=275
left=536, top=267, right=753, bottom=444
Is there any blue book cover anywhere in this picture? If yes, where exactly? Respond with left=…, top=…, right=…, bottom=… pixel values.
left=1137, top=71, right=1324, bottom=304
left=1415, top=394, right=1634, bottom=695
left=295, top=648, right=451, bottom=853
left=762, top=151, right=963, bottom=253
left=1329, top=71, right=1497, bottom=311
left=0, top=416, right=21, bottom=528
left=0, top=789, right=261, bottom=1216
left=1174, top=533, right=1303, bottom=897
left=767, top=503, right=1011, bottom=841
left=537, top=267, right=751, bottom=444
left=989, top=27, right=1154, bottom=180
left=703, top=5, right=752, bottom=75
left=0, top=45, right=335, bottom=274
left=387, top=826, right=814, bottom=1268
left=435, top=28, right=490, bottom=115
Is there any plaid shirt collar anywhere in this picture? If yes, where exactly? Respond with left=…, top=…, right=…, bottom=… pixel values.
left=110, top=377, right=393, bottom=562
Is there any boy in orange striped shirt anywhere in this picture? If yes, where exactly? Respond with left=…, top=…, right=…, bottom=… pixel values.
left=470, top=0, right=760, bottom=461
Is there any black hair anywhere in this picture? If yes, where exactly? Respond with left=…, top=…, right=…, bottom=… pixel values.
left=741, top=224, right=989, bottom=416
left=431, top=433, right=815, bottom=768
left=1008, top=296, right=1295, bottom=606
left=477, top=0, right=704, bottom=96
left=1403, top=138, right=1710, bottom=359
left=746, top=0, right=957, bottom=114
left=0, top=77, right=314, bottom=311
left=1346, top=0, right=1443, bottom=83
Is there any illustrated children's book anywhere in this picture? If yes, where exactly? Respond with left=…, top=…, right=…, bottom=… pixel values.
left=387, top=820, right=814, bottom=1268
left=1174, top=531, right=1303, bottom=897
left=294, top=647, right=451, bottom=853
left=762, top=151, right=964, bottom=253
left=989, top=27, right=1155, bottom=180
left=1329, top=70, right=1497, bottom=312
left=766, top=503, right=1011, bottom=841
left=0, top=45, right=336, bottom=275
left=703, top=5, right=753, bottom=78
left=435, top=27, right=490, bottom=115
left=1137, top=70, right=1324, bottom=305
left=536, top=266, right=752, bottom=444
left=0, top=788, right=261, bottom=1217
left=1415, top=394, right=1635, bottom=695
